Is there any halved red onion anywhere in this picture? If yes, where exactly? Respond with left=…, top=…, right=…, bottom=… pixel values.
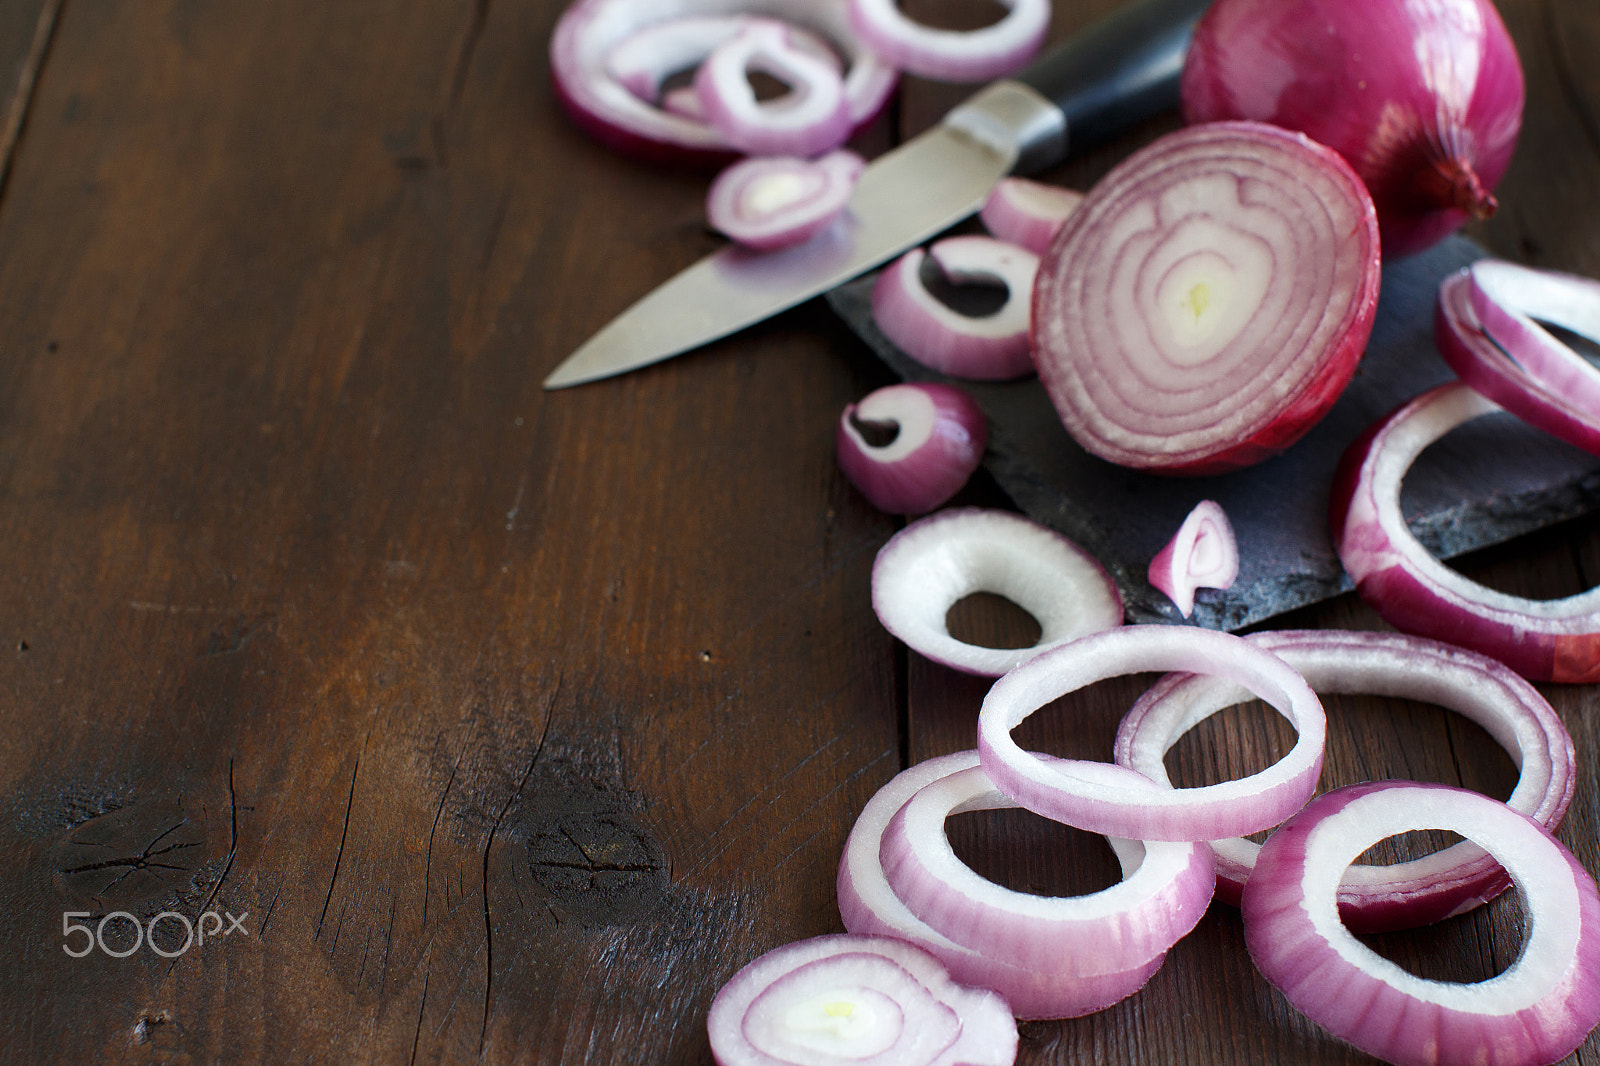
left=978, top=177, right=1084, bottom=256
left=694, top=20, right=853, bottom=157
left=605, top=16, right=838, bottom=107
left=1147, top=499, right=1238, bottom=618
left=1031, top=121, right=1381, bottom=474
left=706, top=932, right=1018, bottom=1066
left=977, top=625, right=1325, bottom=842
left=837, top=752, right=1170, bottom=1020
left=1331, top=382, right=1600, bottom=683
left=846, top=0, right=1049, bottom=82
left=871, top=508, right=1123, bottom=677
left=872, top=237, right=1039, bottom=381
left=707, top=150, right=864, bottom=250
left=1242, top=781, right=1600, bottom=1066
left=1436, top=259, right=1600, bottom=457
left=1119, top=629, right=1576, bottom=931
left=836, top=383, right=987, bottom=514
left=550, top=0, right=897, bottom=163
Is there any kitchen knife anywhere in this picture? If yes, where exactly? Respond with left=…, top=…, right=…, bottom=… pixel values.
left=544, top=0, right=1211, bottom=390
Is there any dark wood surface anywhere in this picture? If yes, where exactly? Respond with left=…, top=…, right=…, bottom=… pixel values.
left=0, top=1, right=1596, bottom=1063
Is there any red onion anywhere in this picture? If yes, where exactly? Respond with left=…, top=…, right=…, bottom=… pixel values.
left=706, top=933, right=1019, bottom=1066
left=836, top=383, right=987, bottom=515
left=550, top=0, right=897, bottom=163
left=1180, top=0, right=1524, bottom=259
left=605, top=16, right=838, bottom=110
left=692, top=20, right=851, bottom=157
left=977, top=625, right=1325, bottom=842
left=978, top=177, right=1083, bottom=256
left=1436, top=259, right=1600, bottom=456
left=871, top=508, right=1122, bottom=678
left=1242, top=781, right=1600, bottom=1066
left=1120, top=629, right=1576, bottom=932
left=1331, top=382, right=1600, bottom=683
left=707, top=150, right=864, bottom=250
left=1031, top=121, right=1380, bottom=474
left=846, top=0, right=1049, bottom=83
left=1147, top=499, right=1237, bottom=618
left=872, top=237, right=1038, bottom=381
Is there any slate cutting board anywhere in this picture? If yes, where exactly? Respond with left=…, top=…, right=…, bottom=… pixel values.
left=827, top=236, right=1600, bottom=630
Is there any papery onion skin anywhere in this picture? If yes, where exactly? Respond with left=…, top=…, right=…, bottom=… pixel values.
left=979, top=177, right=1084, bottom=256
left=707, top=150, right=864, bottom=250
left=836, top=382, right=987, bottom=514
left=1180, top=0, right=1524, bottom=259
left=1031, top=120, right=1381, bottom=475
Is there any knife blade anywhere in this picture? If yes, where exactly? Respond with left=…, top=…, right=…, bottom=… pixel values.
left=544, top=0, right=1211, bottom=390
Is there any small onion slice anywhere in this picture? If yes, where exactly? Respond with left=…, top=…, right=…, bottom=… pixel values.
left=694, top=20, right=853, bottom=157
left=706, top=932, right=1019, bottom=1066
left=871, top=508, right=1123, bottom=677
left=1147, top=499, right=1238, bottom=618
left=979, top=177, right=1084, bottom=256
left=1032, top=121, right=1381, bottom=474
left=872, top=236, right=1039, bottom=381
left=1331, top=381, right=1600, bottom=683
left=1118, top=629, right=1577, bottom=931
left=1242, top=781, right=1600, bottom=1066
left=707, top=150, right=864, bottom=250
left=836, top=383, right=987, bottom=514
left=977, top=625, right=1325, bottom=842
left=605, top=16, right=839, bottom=108
left=846, top=0, right=1050, bottom=82
left=1435, top=259, right=1600, bottom=457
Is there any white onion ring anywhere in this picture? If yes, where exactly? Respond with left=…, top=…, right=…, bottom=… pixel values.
left=977, top=625, right=1325, bottom=841
left=1242, top=781, right=1600, bottom=1066
left=871, top=508, right=1123, bottom=677
left=605, top=16, right=839, bottom=106
left=1331, top=381, right=1600, bottom=683
left=693, top=20, right=853, bottom=157
left=1118, top=629, right=1577, bottom=932
left=846, top=0, right=1050, bottom=82
left=707, top=150, right=864, bottom=250
left=978, top=177, right=1084, bottom=256
left=1146, top=499, right=1238, bottom=618
left=836, top=383, right=987, bottom=515
left=871, top=236, right=1039, bottom=381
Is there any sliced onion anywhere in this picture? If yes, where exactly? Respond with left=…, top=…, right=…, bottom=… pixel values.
left=693, top=20, right=853, bottom=157
left=1242, top=781, right=1600, bottom=1066
left=706, top=932, right=1019, bottom=1066
left=871, top=508, right=1122, bottom=677
left=836, top=383, right=987, bottom=514
left=707, top=150, right=864, bottom=250
left=978, top=177, right=1084, bottom=256
left=550, top=0, right=897, bottom=163
left=846, top=0, right=1049, bottom=82
left=1435, top=259, right=1600, bottom=457
left=605, top=16, right=839, bottom=107
left=837, top=751, right=1169, bottom=1020
left=872, top=237, right=1039, bottom=381
left=1119, top=629, right=1577, bottom=931
left=1331, top=381, right=1600, bottom=683
left=1031, top=121, right=1381, bottom=474
left=1147, top=499, right=1238, bottom=618
left=977, top=625, right=1325, bottom=842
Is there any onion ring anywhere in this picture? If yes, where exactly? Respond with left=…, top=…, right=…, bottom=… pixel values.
left=693, top=20, right=852, bottom=157
left=836, top=383, right=987, bottom=515
left=846, top=0, right=1050, bottom=83
left=605, top=16, right=839, bottom=108
left=1147, top=499, right=1238, bottom=618
left=978, top=176, right=1083, bottom=256
left=707, top=150, right=864, bottom=250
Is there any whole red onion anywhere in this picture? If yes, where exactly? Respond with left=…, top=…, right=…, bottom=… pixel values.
left=1179, top=0, right=1524, bottom=259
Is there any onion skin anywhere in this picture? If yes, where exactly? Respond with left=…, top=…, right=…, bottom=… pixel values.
left=1180, top=0, right=1524, bottom=259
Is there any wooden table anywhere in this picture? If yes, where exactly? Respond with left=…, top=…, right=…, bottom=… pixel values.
left=1, top=1, right=1597, bottom=1062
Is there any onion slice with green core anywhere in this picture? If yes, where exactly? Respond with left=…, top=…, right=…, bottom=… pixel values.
left=1031, top=120, right=1381, bottom=474
left=708, top=150, right=864, bottom=250
left=978, top=177, right=1084, bottom=255
left=1331, top=382, right=1600, bottom=683
left=872, top=236, right=1039, bottom=381
left=1119, top=629, right=1576, bottom=931
left=871, top=508, right=1122, bottom=677
left=1435, top=259, right=1600, bottom=457
left=977, top=625, right=1325, bottom=842
left=846, top=0, right=1049, bottom=82
left=1242, top=781, right=1600, bottom=1066
left=694, top=20, right=852, bottom=157
left=836, top=383, right=987, bottom=514
left=1147, top=499, right=1237, bottom=617
left=707, top=932, right=1018, bottom=1066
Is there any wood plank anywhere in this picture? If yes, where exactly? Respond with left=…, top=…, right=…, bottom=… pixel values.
left=0, top=0, right=59, bottom=198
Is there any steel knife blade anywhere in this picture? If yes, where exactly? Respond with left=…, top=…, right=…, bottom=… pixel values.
left=544, top=0, right=1210, bottom=390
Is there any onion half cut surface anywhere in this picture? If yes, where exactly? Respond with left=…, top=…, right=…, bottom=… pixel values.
left=1118, top=629, right=1576, bottom=931
left=836, top=383, right=987, bottom=514
left=846, top=0, right=1049, bottom=82
left=1331, top=381, right=1600, bottom=683
left=707, top=150, right=864, bottom=250
left=1031, top=120, right=1380, bottom=474
left=871, top=508, right=1122, bottom=677
left=1242, top=781, right=1600, bottom=1066
left=978, top=625, right=1325, bottom=842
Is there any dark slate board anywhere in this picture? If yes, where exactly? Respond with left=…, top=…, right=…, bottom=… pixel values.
left=827, top=236, right=1600, bottom=630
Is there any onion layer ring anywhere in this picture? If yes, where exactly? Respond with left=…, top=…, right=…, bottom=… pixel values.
left=693, top=20, right=852, bottom=157
left=846, top=0, right=1050, bottom=83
